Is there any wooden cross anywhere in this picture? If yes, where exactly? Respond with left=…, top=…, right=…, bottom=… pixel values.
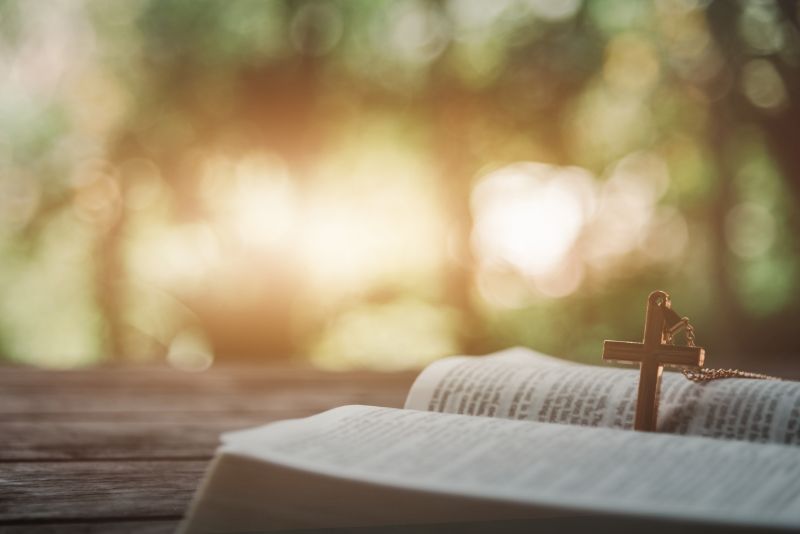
left=603, top=290, right=705, bottom=432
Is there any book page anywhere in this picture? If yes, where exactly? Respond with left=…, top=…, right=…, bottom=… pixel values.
left=404, top=347, right=800, bottom=445
left=222, top=405, right=800, bottom=529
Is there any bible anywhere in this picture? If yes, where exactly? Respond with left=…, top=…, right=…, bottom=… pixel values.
left=180, top=347, right=800, bottom=533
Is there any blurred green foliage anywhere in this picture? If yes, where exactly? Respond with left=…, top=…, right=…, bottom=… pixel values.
left=1, top=0, right=799, bottom=370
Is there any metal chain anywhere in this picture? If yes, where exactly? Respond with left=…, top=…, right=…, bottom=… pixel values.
left=665, top=317, right=695, bottom=347
left=682, top=368, right=783, bottom=382
left=666, top=314, right=783, bottom=383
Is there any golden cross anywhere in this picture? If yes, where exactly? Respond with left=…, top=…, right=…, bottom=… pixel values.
left=603, top=291, right=705, bottom=432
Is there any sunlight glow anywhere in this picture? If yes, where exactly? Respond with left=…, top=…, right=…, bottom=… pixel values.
left=202, top=154, right=296, bottom=250
left=471, top=163, right=594, bottom=277
left=298, top=143, right=445, bottom=294
left=300, top=203, right=379, bottom=288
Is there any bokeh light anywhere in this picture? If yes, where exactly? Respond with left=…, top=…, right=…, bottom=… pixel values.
left=1, top=0, right=799, bottom=370
left=471, top=163, right=593, bottom=277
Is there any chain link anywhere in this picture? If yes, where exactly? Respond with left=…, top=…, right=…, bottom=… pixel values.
left=682, top=368, right=783, bottom=382
left=684, top=321, right=695, bottom=347
left=665, top=317, right=695, bottom=347
left=661, top=306, right=783, bottom=383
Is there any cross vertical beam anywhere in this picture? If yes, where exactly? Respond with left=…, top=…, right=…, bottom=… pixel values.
left=602, top=290, right=704, bottom=432
left=635, top=290, right=668, bottom=432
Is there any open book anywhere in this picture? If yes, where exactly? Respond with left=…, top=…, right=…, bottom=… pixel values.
left=180, top=348, right=800, bottom=533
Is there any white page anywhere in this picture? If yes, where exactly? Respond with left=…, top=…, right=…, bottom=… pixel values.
left=404, top=347, right=800, bottom=445
left=223, top=405, right=800, bottom=529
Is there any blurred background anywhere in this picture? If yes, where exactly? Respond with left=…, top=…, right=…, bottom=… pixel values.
left=1, top=0, right=798, bottom=372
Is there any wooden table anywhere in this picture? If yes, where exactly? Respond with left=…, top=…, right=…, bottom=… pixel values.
left=0, top=365, right=416, bottom=533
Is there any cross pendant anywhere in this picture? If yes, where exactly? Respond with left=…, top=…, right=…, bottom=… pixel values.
left=602, top=291, right=705, bottom=432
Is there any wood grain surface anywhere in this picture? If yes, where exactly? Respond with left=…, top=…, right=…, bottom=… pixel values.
left=0, top=364, right=416, bottom=533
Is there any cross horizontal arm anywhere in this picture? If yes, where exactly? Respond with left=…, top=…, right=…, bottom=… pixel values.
left=603, top=340, right=645, bottom=364
left=654, top=344, right=705, bottom=367
left=603, top=340, right=704, bottom=367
